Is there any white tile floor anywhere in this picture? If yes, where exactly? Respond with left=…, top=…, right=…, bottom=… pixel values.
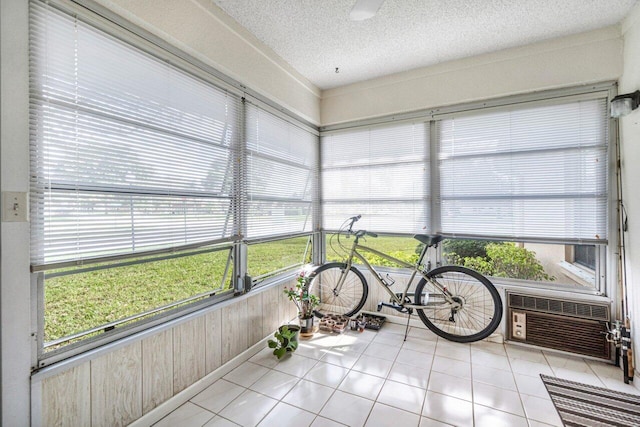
left=152, top=323, right=640, bottom=427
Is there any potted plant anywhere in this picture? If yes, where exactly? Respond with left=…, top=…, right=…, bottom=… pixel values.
left=284, top=270, right=320, bottom=336
left=267, top=324, right=300, bottom=359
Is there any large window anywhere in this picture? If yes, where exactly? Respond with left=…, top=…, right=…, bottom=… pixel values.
left=30, top=3, right=241, bottom=267
left=29, top=1, right=318, bottom=360
left=320, top=95, right=610, bottom=291
left=321, top=122, right=430, bottom=234
left=245, top=104, right=317, bottom=238
left=243, top=104, right=318, bottom=285
left=438, top=99, right=608, bottom=243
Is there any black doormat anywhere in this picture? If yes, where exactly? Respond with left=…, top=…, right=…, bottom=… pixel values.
left=540, top=374, right=640, bottom=427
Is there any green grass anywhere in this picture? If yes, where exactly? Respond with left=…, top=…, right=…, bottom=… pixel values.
left=44, top=234, right=416, bottom=345
left=45, top=237, right=312, bottom=343
left=45, top=250, right=232, bottom=342
left=248, top=237, right=312, bottom=277
left=326, top=234, right=421, bottom=266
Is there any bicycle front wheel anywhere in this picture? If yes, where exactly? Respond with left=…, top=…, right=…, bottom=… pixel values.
left=307, top=263, right=368, bottom=318
left=414, top=265, right=502, bottom=343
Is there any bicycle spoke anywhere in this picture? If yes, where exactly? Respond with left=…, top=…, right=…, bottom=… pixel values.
left=416, top=265, right=502, bottom=342
left=308, top=263, right=368, bottom=317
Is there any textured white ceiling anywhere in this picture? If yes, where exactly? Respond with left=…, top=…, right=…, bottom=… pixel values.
left=211, top=0, right=637, bottom=90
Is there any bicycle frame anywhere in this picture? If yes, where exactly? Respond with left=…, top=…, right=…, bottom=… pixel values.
left=336, top=235, right=456, bottom=310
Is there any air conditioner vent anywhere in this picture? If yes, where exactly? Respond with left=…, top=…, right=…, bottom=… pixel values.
left=520, top=311, right=610, bottom=359
left=535, top=298, right=548, bottom=311
left=591, top=305, right=608, bottom=320
left=508, top=293, right=609, bottom=322
left=510, top=294, right=522, bottom=307
left=562, top=301, right=576, bottom=314
left=507, top=292, right=611, bottom=359
left=523, top=296, right=536, bottom=309
left=548, top=299, right=562, bottom=312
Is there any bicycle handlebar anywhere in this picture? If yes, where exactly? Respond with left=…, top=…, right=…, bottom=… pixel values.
left=346, top=215, right=361, bottom=232
left=355, top=230, right=378, bottom=238
left=330, top=215, right=376, bottom=258
left=343, top=215, right=377, bottom=239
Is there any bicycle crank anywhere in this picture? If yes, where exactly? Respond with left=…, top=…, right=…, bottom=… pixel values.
left=377, top=301, right=413, bottom=314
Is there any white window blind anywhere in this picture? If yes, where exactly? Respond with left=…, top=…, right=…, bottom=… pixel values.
left=245, top=104, right=318, bottom=238
left=438, top=98, right=609, bottom=243
left=321, top=122, right=430, bottom=234
left=30, top=2, right=242, bottom=267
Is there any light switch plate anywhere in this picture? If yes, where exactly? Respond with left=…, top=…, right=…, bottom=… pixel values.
left=2, top=192, right=29, bottom=222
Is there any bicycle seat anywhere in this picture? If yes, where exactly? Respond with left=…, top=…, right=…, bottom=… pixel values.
left=413, top=234, right=443, bottom=247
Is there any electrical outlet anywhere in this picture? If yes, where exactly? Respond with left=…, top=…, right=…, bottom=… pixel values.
left=2, top=192, right=29, bottom=222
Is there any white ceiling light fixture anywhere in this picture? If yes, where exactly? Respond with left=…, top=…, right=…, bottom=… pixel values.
left=349, top=0, right=386, bottom=21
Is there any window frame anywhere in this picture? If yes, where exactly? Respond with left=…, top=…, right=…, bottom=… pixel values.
left=574, top=244, right=597, bottom=270
left=34, top=244, right=236, bottom=368
left=319, top=84, right=618, bottom=299
left=435, top=95, right=609, bottom=244
left=320, top=120, right=432, bottom=235
left=435, top=238, right=605, bottom=292
left=29, top=0, right=320, bottom=368
left=246, top=233, right=314, bottom=287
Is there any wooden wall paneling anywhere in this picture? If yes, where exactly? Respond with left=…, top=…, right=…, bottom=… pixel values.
left=173, top=317, right=206, bottom=394
left=90, top=342, right=143, bottom=427
left=205, top=309, right=222, bottom=374
left=41, top=362, right=91, bottom=427
left=262, top=285, right=281, bottom=336
left=288, top=280, right=299, bottom=320
left=279, top=281, right=297, bottom=324
left=363, top=270, right=377, bottom=312
left=141, top=330, right=173, bottom=414
left=221, top=299, right=248, bottom=364
left=247, top=293, right=264, bottom=346
left=278, top=284, right=288, bottom=325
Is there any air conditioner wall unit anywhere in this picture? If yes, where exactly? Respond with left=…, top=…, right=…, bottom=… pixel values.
left=506, top=292, right=611, bottom=360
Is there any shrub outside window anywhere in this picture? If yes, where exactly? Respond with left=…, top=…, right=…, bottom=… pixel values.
left=440, top=239, right=600, bottom=290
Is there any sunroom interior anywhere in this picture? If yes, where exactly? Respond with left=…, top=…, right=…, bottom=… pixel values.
left=2, top=0, right=640, bottom=426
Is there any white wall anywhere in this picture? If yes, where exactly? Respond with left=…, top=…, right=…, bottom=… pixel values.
left=321, top=26, right=623, bottom=125
left=94, top=0, right=321, bottom=125
left=619, top=1, right=640, bottom=382
left=1, top=0, right=32, bottom=425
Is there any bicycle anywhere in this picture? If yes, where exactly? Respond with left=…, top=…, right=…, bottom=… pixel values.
left=308, top=215, right=503, bottom=343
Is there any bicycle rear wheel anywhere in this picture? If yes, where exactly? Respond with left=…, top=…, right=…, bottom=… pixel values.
left=414, top=265, right=502, bottom=343
left=307, top=263, right=368, bottom=318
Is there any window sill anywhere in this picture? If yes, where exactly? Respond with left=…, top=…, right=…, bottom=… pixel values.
left=558, top=261, right=596, bottom=288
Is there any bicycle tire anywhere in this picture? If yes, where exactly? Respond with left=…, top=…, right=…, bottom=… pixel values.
left=307, top=262, right=368, bottom=318
left=414, top=265, right=502, bottom=343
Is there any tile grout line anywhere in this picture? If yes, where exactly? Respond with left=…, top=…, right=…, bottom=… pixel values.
left=417, top=335, right=439, bottom=426
left=167, top=327, right=592, bottom=426
left=504, top=343, right=530, bottom=426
